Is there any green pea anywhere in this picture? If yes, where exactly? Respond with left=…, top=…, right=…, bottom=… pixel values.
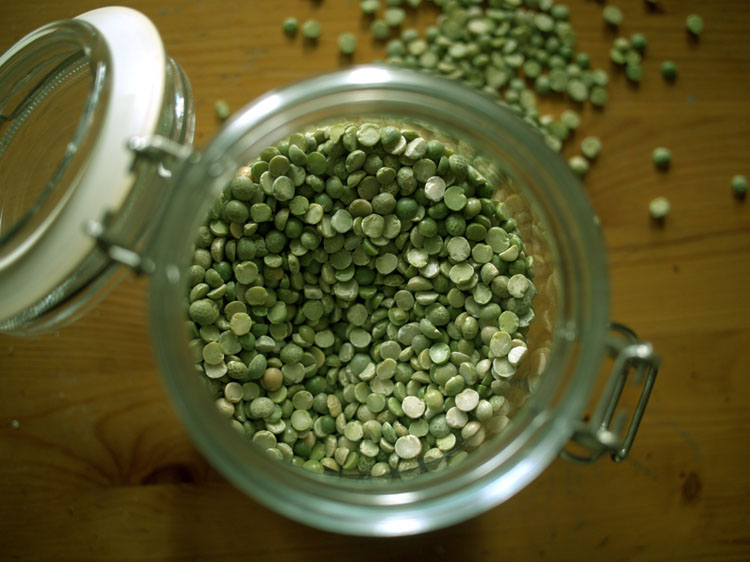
left=661, top=61, right=678, bottom=81
left=338, top=32, right=358, bottom=55
left=357, top=124, right=381, bottom=148
left=649, top=196, right=671, bottom=220
left=449, top=263, right=474, bottom=285
left=282, top=17, right=298, bottom=36
left=250, top=203, right=272, bottom=222
left=444, top=375, right=465, bottom=396
left=189, top=299, right=219, bottom=325
left=652, top=147, right=672, bottom=170
left=625, top=63, right=643, bottom=83
left=445, top=214, right=466, bottom=236
left=465, top=222, right=487, bottom=242
left=268, top=301, right=288, bottom=324
left=214, top=100, right=229, bottom=121
left=603, top=5, right=623, bottom=27
left=429, top=414, right=450, bottom=438
left=630, top=32, right=647, bottom=53
left=187, top=120, right=537, bottom=478
left=269, top=153, right=290, bottom=176
left=271, top=176, right=293, bottom=201
left=360, top=0, right=379, bottom=15
left=590, top=86, right=608, bottom=107
left=569, top=155, right=589, bottom=177
left=581, top=137, right=602, bottom=160
left=371, top=19, right=390, bottom=40
left=224, top=200, right=249, bottom=223
left=362, top=214, right=385, bottom=238
left=245, top=286, right=268, bottom=306
left=384, top=7, right=405, bottom=27
left=444, top=186, right=467, bottom=211
left=302, top=19, right=321, bottom=40
left=567, top=79, right=588, bottom=102
left=686, top=14, right=703, bottom=36
left=304, top=152, right=326, bottom=175
left=396, top=167, right=417, bottom=193
left=330, top=209, right=353, bottom=233
left=732, top=175, right=748, bottom=198
left=395, top=197, right=419, bottom=220
left=413, top=159, right=437, bottom=183
left=429, top=343, right=451, bottom=365
left=366, top=393, right=387, bottom=413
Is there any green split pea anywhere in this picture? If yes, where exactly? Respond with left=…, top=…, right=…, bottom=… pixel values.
left=186, top=121, right=535, bottom=478
left=377, top=0, right=612, bottom=150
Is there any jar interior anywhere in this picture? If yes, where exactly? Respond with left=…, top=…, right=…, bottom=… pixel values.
left=195, top=117, right=551, bottom=469
left=149, top=67, right=609, bottom=534
left=0, top=21, right=107, bottom=265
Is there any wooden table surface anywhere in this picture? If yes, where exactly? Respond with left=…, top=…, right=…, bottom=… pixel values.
left=1, top=0, right=749, bottom=560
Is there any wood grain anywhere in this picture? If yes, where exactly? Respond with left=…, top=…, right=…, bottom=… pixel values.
left=1, top=0, right=749, bottom=560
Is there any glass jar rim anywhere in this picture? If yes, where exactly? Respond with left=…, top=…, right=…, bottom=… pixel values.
left=147, top=65, right=611, bottom=535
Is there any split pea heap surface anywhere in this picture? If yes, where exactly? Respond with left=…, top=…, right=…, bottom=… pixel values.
left=186, top=121, right=537, bottom=478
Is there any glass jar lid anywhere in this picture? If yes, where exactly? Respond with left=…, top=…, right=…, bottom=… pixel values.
left=0, top=7, right=181, bottom=332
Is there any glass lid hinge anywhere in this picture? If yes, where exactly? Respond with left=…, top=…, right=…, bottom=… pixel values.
left=84, top=218, right=155, bottom=275
left=127, top=135, right=197, bottom=177
left=561, top=323, right=659, bottom=465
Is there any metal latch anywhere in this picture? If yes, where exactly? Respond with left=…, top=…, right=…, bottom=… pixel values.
left=561, top=323, right=659, bottom=464
left=84, top=216, right=155, bottom=275
left=127, top=134, right=196, bottom=174
left=83, top=135, right=199, bottom=274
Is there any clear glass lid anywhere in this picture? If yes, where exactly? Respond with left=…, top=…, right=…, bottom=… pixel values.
left=0, top=22, right=105, bottom=259
left=0, top=7, right=192, bottom=334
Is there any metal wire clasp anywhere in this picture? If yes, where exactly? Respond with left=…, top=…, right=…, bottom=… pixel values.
left=561, top=323, right=659, bottom=464
left=84, top=217, right=155, bottom=275
left=83, top=135, right=199, bottom=275
left=127, top=134, right=196, bottom=172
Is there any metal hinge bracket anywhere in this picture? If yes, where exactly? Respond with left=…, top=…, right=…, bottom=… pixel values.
left=84, top=217, right=155, bottom=275
left=561, top=323, right=660, bottom=464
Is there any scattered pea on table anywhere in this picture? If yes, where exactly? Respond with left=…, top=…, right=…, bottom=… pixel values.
left=661, top=61, right=678, bottom=81
left=214, top=100, right=230, bottom=121
left=371, top=19, right=390, bottom=40
left=630, top=32, right=647, bottom=53
left=652, top=147, right=672, bottom=170
left=302, top=19, right=321, bottom=40
left=590, top=86, right=608, bottom=108
left=603, top=5, right=623, bottom=27
left=731, top=175, right=748, bottom=198
left=384, top=7, right=405, bottom=28
left=282, top=17, right=298, bottom=36
left=581, top=136, right=602, bottom=160
left=686, top=14, right=704, bottom=36
left=338, top=32, right=357, bottom=55
left=569, top=155, right=589, bottom=177
left=625, top=63, right=643, bottom=83
left=360, top=0, right=379, bottom=15
left=649, top=196, right=671, bottom=220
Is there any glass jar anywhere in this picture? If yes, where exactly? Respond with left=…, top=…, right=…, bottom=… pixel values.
left=0, top=8, right=658, bottom=536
